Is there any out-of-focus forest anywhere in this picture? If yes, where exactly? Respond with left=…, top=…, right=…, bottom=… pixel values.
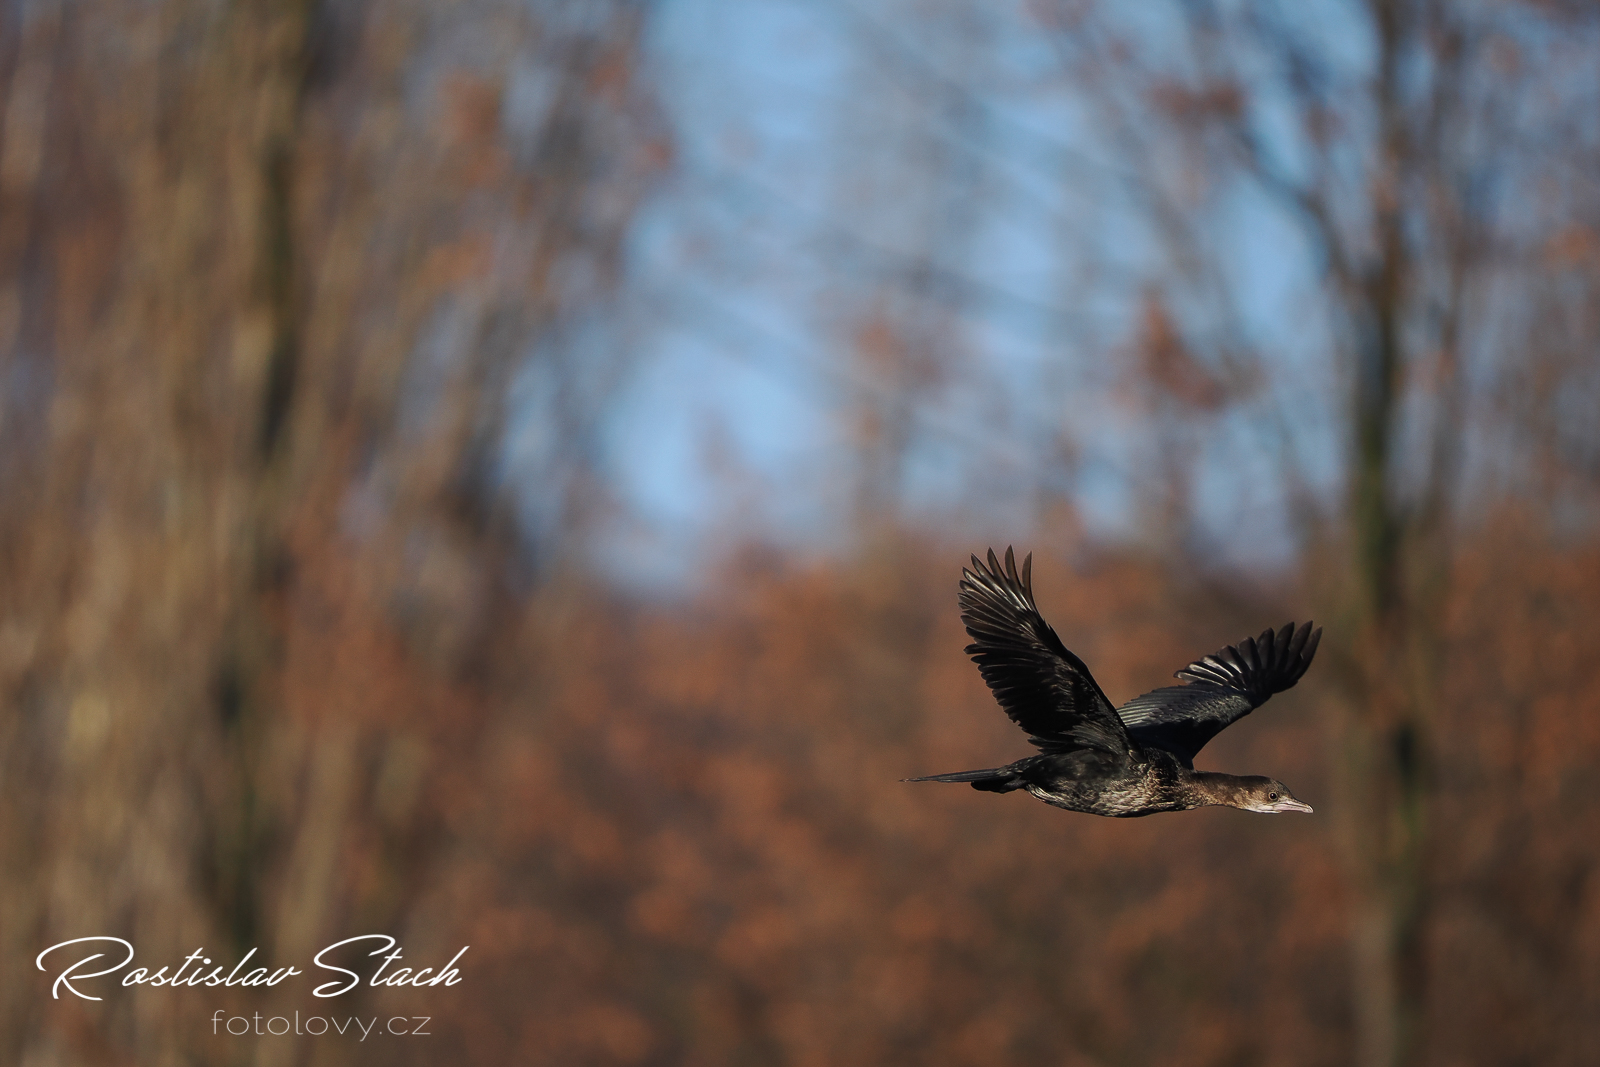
left=2, top=1, right=1598, bottom=1065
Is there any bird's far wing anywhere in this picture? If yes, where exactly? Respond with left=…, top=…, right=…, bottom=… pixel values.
left=959, top=547, right=1135, bottom=758
left=1116, top=621, right=1322, bottom=766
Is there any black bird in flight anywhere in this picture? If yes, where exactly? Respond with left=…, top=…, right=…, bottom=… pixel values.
left=907, top=548, right=1320, bottom=817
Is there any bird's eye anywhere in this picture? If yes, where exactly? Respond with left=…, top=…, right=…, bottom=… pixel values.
left=1268, top=792, right=1278, bottom=800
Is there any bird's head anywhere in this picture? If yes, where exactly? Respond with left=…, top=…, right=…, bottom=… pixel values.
left=1233, top=776, right=1313, bottom=814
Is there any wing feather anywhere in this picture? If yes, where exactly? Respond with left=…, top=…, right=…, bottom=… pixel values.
left=1117, top=621, right=1322, bottom=766
left=959, top=548, right=1135, bottom=758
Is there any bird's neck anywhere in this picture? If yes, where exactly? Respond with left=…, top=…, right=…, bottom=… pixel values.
left=1181, top=770, right=1252, bottom=809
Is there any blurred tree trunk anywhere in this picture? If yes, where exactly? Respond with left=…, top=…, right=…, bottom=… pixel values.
left=0, top=1, right=662, bottom=1062
left=1330, top=8, right=1425, bottom=1063
left=1312, top=7, right=1467, bottom=1064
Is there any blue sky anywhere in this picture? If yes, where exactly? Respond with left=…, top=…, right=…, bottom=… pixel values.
left=561, top=0, right=1352, bottom=590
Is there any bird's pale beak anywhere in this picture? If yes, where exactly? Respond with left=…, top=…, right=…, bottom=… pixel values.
left=1271, top=798, right=1314, bottom=813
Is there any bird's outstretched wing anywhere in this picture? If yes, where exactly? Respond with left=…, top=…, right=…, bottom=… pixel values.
left=960, top=548, right=1136, bottom=758
left=1116, top=621, right=1322, bottom=767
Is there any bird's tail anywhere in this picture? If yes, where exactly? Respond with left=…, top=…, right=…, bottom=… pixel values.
left=902, top=766, right=1025, bottom=792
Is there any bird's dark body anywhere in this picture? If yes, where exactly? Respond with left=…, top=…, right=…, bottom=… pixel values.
left=932, top=747, right=1202, bottom=817
left=1024, top=748, right=1193, bottom=818
left=907, top=548, right=1321, bottom=819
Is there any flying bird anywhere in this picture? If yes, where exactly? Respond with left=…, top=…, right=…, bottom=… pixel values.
left=906, top=548, right=1320, bottom=817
